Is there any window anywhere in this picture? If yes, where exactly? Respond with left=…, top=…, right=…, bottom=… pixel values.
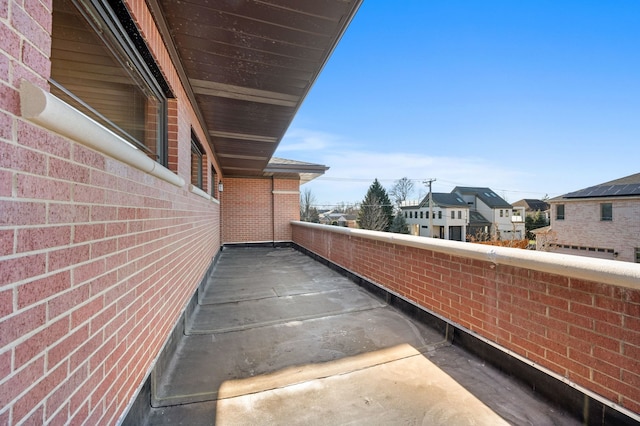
left=600, top=203, right=612, bottom=221
left=420, top=211, right=423, bottom=219
left=556, top=204, right=565, bottom=220
left=211, top=167, right=217, bottom=198
left=404, top=212, right=407, bottom=218
left=51, top=0, right=171, bottom=166
left=451, top=211, right=455, bottom=219
left=426, top=211, right=429, bottom=219
left=635, top=248, right=640, bottom=263
left=458, top=211, right=462, bottom=219
left=191, top=135, right=204, bottom=189
left=500, top=209, right=504, bottom=217
left=438, top=211, right=442, bottom=219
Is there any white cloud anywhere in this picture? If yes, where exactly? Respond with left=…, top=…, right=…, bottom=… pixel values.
left=277, top=128, right=555, bottom=207
left=277, top=129, right=348, bottom=152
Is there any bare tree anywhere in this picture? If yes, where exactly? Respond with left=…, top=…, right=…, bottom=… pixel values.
left=300, top=188, right=319, bottom=222
left=389, top=177, right=415, bottom=208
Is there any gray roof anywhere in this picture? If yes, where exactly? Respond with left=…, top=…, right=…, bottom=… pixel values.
left=452, top=187, right=512, bottom=208
left=512, top=199, right=550, bottom=211
left=468, top=211, right=491, bottom=225
left=417, top=193, right=468, bottom=208
left=556, top=172, right=640, bottom=200
left=264, top=157, right=329, bottom=184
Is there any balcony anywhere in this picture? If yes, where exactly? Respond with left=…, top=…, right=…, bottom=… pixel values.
left=128, top=223, right=640, bottom=425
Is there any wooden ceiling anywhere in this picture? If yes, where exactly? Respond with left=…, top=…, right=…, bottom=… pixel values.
left=150, top=0, right=362, bottom=177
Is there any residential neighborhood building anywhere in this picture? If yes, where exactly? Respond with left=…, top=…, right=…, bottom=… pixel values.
left=401, top=193, right=469, bottom=240
left=401, top=188, right=526, bottom=241
left=452, top=187, right=526, bottom=240
left=1, top=1, right=639, bottom=424
left=319, top=211, right=358, bottom=228
left=0, top=1, right=358, bottom=423
left=512, top=199, right=550, bottom=222
left=540, top=173, right=640, bottom=262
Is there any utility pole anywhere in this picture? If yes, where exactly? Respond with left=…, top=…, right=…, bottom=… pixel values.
left=423, top=179, right=436, bottom=237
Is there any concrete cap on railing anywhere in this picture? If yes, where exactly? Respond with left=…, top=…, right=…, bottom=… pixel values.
left=292, top=221, right=640, bottom=290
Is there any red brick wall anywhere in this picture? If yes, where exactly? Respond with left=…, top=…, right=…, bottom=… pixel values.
left=222, top=177, right=300, bottom=244
left=292, top=224, right=640, bottom=414
left=273, top=179, right=300, bottom=242
left=0, top=1, right=221, bottom=424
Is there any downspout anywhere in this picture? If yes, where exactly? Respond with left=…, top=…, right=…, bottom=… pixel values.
left=272, top=176, right=275, bottom=245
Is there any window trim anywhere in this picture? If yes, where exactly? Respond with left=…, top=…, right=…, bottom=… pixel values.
left=600, top=203, right=613, bottom=222
left=21, top=80, right=184, bottom=187
left=556, top=204, right=565, bottom=220
left=191, top=135, right=204, bottom=190
left=51, top=0, right=171, bottom=166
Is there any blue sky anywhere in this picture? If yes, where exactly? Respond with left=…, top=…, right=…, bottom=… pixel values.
left=274, top=1, right=640, bottom=207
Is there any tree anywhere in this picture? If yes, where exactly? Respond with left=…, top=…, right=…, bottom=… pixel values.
left=389, top=213, right=410, bottom=234
left=357, top=194, right=388, bottom=231
left=357, top=179, right=393, bottom=231
left=525, top=210, right=548, bottom=239
left=300, top=188, right=319, bottom=223
left=389, top=177, right=415, bottom=209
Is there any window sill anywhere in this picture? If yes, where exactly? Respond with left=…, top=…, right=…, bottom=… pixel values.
left=189, top=184, right=219, bottom=204
left=20, top=80, right=185, bottom=188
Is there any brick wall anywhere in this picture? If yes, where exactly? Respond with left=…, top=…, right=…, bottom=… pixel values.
left=0, top=1, right=222, bottom=424
left=292, top=223, right=640, bottom=415
left=222, top=177, right=300, bottom=244
left=273, top=179, right=300, bottom=242
left=550, top=199, right=640, bottom=262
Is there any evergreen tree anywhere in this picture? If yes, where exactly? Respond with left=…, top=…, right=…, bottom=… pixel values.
left=357, top=179, right=393, bottom=231
left=389, top=213, right=410, bottom=234
left=525, top=210, right=549, bottom=239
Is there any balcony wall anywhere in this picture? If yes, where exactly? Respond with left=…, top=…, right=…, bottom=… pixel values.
left=221, top=177, right=300, bottom=244
left=292, top=221, right=640, bottom=416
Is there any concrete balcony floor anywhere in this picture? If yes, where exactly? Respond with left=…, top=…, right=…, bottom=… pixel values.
left=145, top=247, right=580, bottom=425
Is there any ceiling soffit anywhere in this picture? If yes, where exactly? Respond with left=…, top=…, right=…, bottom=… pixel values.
left=150, top=0, right=362, bottom=177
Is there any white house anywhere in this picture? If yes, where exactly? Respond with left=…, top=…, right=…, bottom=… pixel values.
left=401, top=193, right=469, bottom=241
left=452, top=187, right=526, bottom=241
left=512, top=199, right=550, bottom=223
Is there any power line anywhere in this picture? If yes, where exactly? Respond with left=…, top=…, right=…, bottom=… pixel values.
left=312, top=176, right=553, bottom=197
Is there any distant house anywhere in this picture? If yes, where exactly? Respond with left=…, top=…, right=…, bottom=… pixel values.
left=401, top=187, right=526, bottom=241
left=320, top=211, right=357, bottom=228
left=401, top=193, right=469, bottom=240
left=541, top=173, right=640, bottom=262
left=452, top=187, right=526, bottom=241
left=512, top=199, right=550, bottom=222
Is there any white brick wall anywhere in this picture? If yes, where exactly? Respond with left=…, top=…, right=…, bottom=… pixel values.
left=550, top=198, right=640, bottom=262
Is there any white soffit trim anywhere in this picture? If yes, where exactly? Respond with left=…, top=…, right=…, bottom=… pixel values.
left=20, top=80, right=185, bottom=188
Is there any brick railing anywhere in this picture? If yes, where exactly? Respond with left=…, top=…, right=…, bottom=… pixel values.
left=292, top=222, right=640, bottom=417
